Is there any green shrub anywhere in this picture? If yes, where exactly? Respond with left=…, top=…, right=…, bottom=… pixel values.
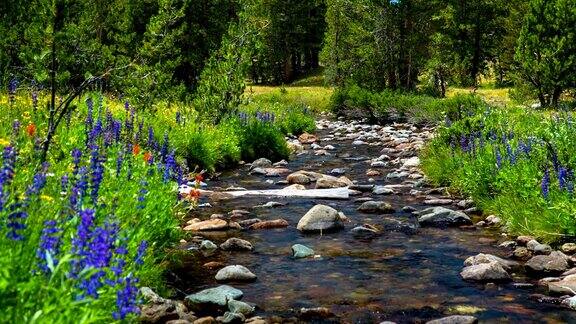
left=238, top=117, right=290, bottom=162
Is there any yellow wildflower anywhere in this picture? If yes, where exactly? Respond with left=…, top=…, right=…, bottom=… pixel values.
left=0, top=138, right=10, bottom=146
left=41, top=195, right=54, bottom=202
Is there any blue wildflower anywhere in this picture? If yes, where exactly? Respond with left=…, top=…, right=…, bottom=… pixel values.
left=89, top=146, right=104, bottom=204
left=113, top=276, right=140, bottom=320
left=542, top=168, right=550, bottom=199
left=559, top=167, right=568, bottom=190
left=135, top=240, right=148, bottom=266
left=36, top=220, right=61, bottom=273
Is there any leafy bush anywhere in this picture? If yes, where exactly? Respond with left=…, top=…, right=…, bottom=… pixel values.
left=237, top=116, right=290, bottom=163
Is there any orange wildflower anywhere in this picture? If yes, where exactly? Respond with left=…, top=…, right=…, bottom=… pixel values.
left=26, top=123, right=36, bottom=137
left=132, top=143, right=141, bottom=155
left=189, top=189, right=201, bottom=199
left=143, top=151, right=152, bottom=163
left=195, top=173, right=204, bottom=183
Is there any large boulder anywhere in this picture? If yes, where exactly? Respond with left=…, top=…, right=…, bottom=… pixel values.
left=286, top=171, right=324, bottom=185
left=215, top=265, right=257, bottom=282
left=547, top=274, right=576, bottom=295
left=415, top=207, right=472, bottom=227
left=460, top=262, right=510, bottom=281
left=357, top=201, right=395, bottom=214
left=249, top=158, right=272, bottom=170
left=526, top=251, right=569, bottom=274
left=185, top=285, right=243, bottom=312
left=297, top=204, right=345, bottom=232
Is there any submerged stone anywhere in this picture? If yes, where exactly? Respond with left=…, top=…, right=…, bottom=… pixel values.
left=292, top=244, right=315, bottom=259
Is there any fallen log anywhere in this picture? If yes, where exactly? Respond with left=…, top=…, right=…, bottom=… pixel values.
left=179, top=186, right=350, bottom=200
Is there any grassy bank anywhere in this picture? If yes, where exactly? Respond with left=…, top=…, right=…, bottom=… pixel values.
left=0, top=88, right=314, bottom=322
left=421, top=104, right=576, bottom=242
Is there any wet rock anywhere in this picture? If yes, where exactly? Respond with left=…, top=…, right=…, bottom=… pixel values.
left=250, top=158, right=272, bottom=170
left=366, top=169, right=381, bottom=177
left=248, top=219, right=289, bottom=230
left=547, top=274, right=576, bottom=295
left=141, top=303, right=181, bottom=323
left=350, top=184, right=374, bottom=192
left=199, top=240, right=217, bottom=250
left=485, top=215, right=501, bottom=225
left=253, top=201, right=285, bottom=208
left=237, top=218, right=262, bottom=227
left=534, top=243, right=552, bottom=255
left=273, top=160, right=288, bottom=167
left=220, top=238, right=254, bottom=251
left=352, top=140, right=367, bottom=145
left=513, top=247, right=532, bottom=261
left=456, top=199, right=474, bottom=209
left=499, top=241, right=516, bottom=249
left=284, top=184, right=306, bottom=190
left=298, top=132, right=317, bottom=144
left=286, top=171, right=323, bottom=184
left=415, top=207, right=472, bottom=227
left=351, top=225, right=380, bottom=238
left=297, top=204, right=345, bottom=232
left=185, top=286, right=243, bottom=313
left=402, top=156, right=420, bottom=168
left=464, top=253, right=519, bottom=271
left=461, top=262, right=510, bottom=281
left=516, top=235, right=535, bottom=245
left=292, top=244, right=315, bottom=259
left=330, top=168, right=346, bottom=175
left=298, top=307, right=335, bottom=320
left=193, top=315, right=217, bottom=323
left=526, top=239, right=540, bottom=251
left=357, top=201, right=394, bottom=214
left=184, top=219, right=228, bottom=231
left=245, top=316, right=267, bottom=324
left=262, top=168, right=291, bottom=177
left=218, top=312, right=245, bottom=324
left=402, top=206, right=417, bottom=212
left=315, top=175, right=352, bottom=189
left=424, top=198, right=454, bottom=205
left=203, top=262, right=225, bottom=270
left=370, top=161, right=387, bottom=168
left=526, top=251, right=569, bottom=274
left=562, top=243, right=576, bottom=255
left=215, top=265, right=257, bottom=282
left=324, top=145, right=336, bottom=150
left=373, top=186, right=395, bottom=195
left=166, top=320, right=193, bottom=324
left=228, top=300, right=255, bottom=316
left=425, top=315, right=478, bottom=324
left=386, top=171, right=409, bottom=179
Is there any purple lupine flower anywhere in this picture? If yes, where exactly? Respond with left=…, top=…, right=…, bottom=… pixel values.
left=8, top=78, right=18, bottom=103
left=12, top=120, right=20, bottom=136
left=61, top=174, right=69, bottom=193
left=176, top=111, right=181, bottom=124
left=111, top=244, right=128, bottom=278
left=551, top=149, right=559, bottom=172
left=32, top=91, right=38, bottom=109
left=113, top=276, right=140, bottom=320
left=72, top=148, right=82, bottom=177
left=77, top=166, right=89, bottom=199
left=160, top=132, right=169, bottom=162
left=25, top=163, right=49, bottom=198
left=559, top=167, right=568, bottom=190
left=542, top=168, right=550, bottom=199
left=113, top=120, right=122, bottom=143
left=89, top=146, right=104, bottom=204
left=71, top=209, right=96, bottom=271
left=89, top=119, right=103, bottom=144
left=86, top=98, right=94, bottom=131
left=568, top=169, right=575, bottom=195
left=116, top=152, right=124, bottom=177
left=137, top=178, right=148, bottom=209
left=495, top=148, right=502, bottom=169
left=135, top=240, right=148, bottom=266
left=6, top=209, right=28, bottom=240
left=147, top=126, right=154, bottom=148
left=124, top=101, right=129, bottom=112
left=459, top=135, right=468, bottom=152
left=163, top=151, right=176, bottom=182
left=0, top=147, right=17, bottom=211
left=505, top=141, right=516, bottom=165
left=36, top=220, right=61, bottom=273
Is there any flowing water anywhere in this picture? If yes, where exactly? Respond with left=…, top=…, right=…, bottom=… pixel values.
left=169, top=120, right=576, bottom=323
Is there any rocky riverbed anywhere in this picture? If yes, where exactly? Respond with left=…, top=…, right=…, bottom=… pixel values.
left=143, top=117, right=576, bottom=323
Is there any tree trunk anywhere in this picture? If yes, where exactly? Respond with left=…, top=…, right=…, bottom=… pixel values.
left=552, top=87, right=562, bottom=107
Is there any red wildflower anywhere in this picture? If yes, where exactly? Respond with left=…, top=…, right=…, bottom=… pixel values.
left=189, top=189, right=201, bottom=199
left=195, top=173, right=204, bottom=182
left=133, top=144, right=141, bottom=156
left=143, top=151, right=152, bottom=163
left=26, top=123, right=36, bottom=137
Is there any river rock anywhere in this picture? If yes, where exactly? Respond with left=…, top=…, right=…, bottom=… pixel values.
left=215, top=265, right=257, bottom=282
left=563, top=243, right=576, bottom=255
left=386, top=171, right=409, bottom=179
left=200, top=240, right=218, bottom=250
left=526, top=239, right=540, bottom=251
left=292, top=244, right=315, bottom=258
left=299, top=307, right=335, bottom=320
left=516, top=235, right=535, bottom=245
left=402, top=157, right=420, bottom=168
left=228, top=300, right=255, bottom=316
left=297, top=204, right=345, bottom=232
left=460, top=262, right=510, bottom=281
left=526, top=251, right=569, bottom=274
left=220, top=238, right=254, bottom=251
left=248, top=219, right=289, bottom=230
left=464, top=253, right=519, bottom=271
left=193, top=317, right=217, bottom=324
left=357, top=201, right=394, bottom=214
left=298, top=132, right=317, bottom=144
left=426, top=315, right=478, bottom=324
left=373, top=186, right=394, bottom=195
left=330, top=168, right=346, bottom=175
left=415, top=207, right=472, bottom=227
left=184, top=219, right=228, bottom=231
left=351, top=225, right=380, bottom=238
left=315, top=175, right=352, bottom=189
left=254, top=201, right=285, bottom=208
left=185, top=285, right=243, bottom=311
left=513, top=247, right=532, bottom=260
left=250, top=158, right=272, bottom=170
left=547, top=274, right=576, bottom=295
left=533, top=243, right=552, bottom=255
left=370, top=161, right=387, bottom=168
left=424, top=198, right=454, bottom=205
left=286, top=171, right=323, bottom=184
left=485, top=215, right=501, bottom=225
left=218, top=312, right=245, bottom=324
left=237, top=218, right=261, bottom=227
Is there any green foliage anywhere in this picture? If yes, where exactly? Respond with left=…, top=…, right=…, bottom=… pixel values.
left=515, top=0, right=576, bottom=107
left=238, top=118, right=290, bottom=162
left=421, top=104, right=576, bottom=241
